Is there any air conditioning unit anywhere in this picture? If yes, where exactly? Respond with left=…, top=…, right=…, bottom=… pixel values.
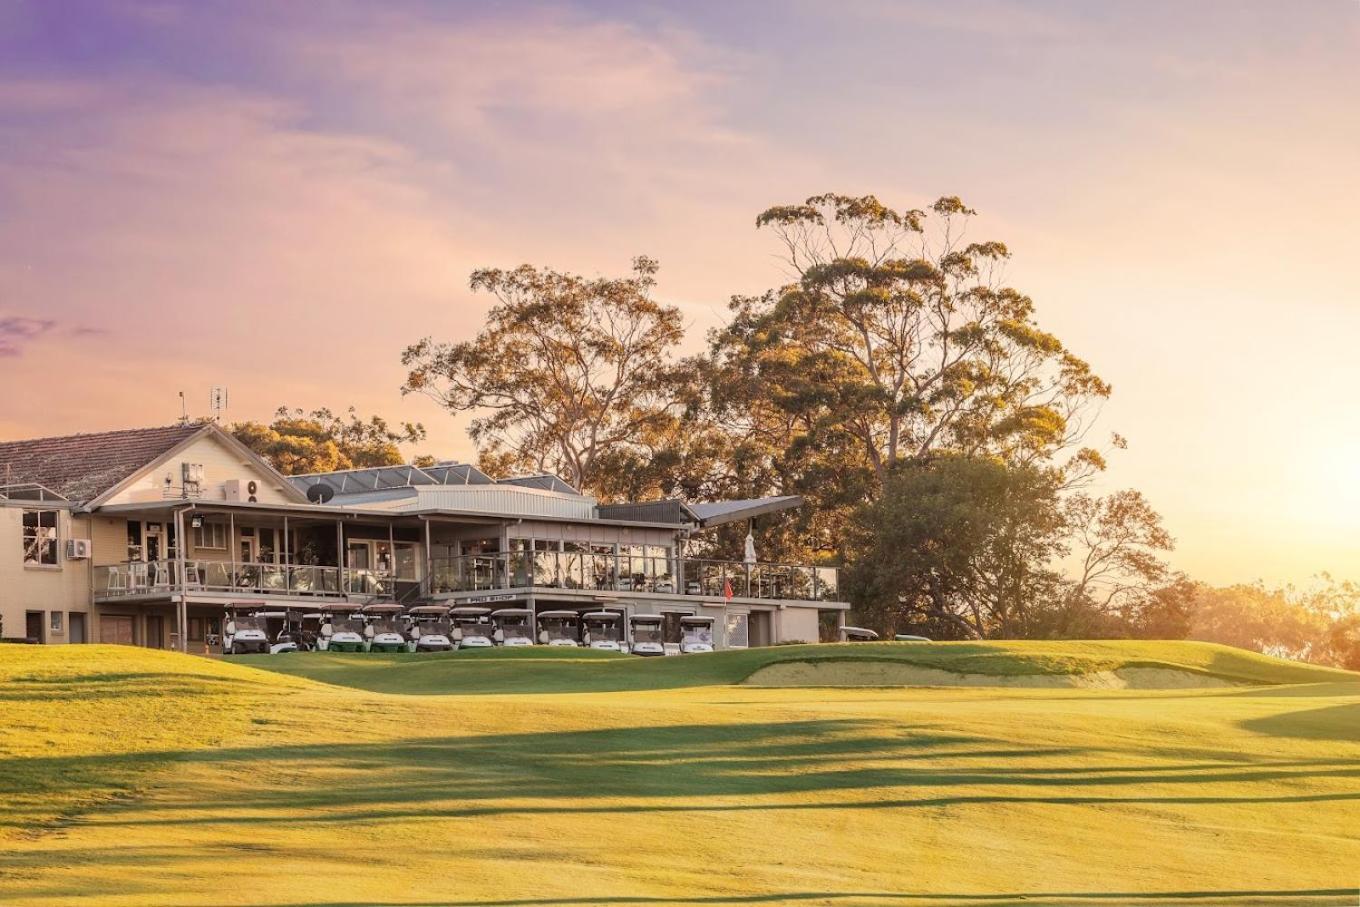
left=66, top=538, right=92, bottom=560
left=223, top=479, right=259, bottom=503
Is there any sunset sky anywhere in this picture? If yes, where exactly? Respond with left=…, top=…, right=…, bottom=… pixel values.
left=0, top=0, right=1357, bottom=585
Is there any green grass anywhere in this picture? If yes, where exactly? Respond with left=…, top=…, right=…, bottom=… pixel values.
left=235, top=639, right=1355, bottom=694
left=1, top=641, right=1357, bottom=906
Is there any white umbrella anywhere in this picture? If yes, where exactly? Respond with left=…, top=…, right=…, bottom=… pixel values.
left=743, top=531, right=757, bottom=565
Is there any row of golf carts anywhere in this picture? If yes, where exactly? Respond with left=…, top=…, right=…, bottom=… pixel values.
left=221, top=604, right=717, bottom=656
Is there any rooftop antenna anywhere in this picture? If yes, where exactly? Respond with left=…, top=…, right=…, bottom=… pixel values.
left=178, top=391, right=189, bottom=426
left=209, top=386, right=229, bottom=423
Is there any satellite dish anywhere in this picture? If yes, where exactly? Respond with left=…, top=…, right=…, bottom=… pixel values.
left=306, top=483, right=335, bottom=504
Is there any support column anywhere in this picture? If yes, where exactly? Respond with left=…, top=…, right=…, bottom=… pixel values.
left=174, top=507, right=189, bottom=653
left=336, top=519, right=345, bottom=593
left=423, top=518, right=432, bottom=598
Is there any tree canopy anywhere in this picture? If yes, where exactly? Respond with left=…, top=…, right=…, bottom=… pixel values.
left=402, top=257, right=693, bottom=499
left=712, top=194, right=1111, bottom=490
left=231, top=406, right=426, bottom=475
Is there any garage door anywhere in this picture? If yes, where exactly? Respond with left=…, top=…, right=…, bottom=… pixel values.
left=99, top=616, right=135, bottom=645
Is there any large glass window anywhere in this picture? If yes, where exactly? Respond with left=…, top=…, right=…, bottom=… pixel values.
left=22, top=510, right=59, bottom=565
left=393, top=542, right=419, bottom=580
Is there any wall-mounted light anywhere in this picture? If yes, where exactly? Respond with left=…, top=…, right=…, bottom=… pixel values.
left=190, top=514, right=204, bottom=529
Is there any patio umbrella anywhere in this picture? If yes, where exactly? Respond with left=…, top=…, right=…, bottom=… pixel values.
left=744, top=531, right=757, bottom=565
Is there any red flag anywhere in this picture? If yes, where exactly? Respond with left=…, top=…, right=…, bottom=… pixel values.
left=722, top=578, right=734, bottom=601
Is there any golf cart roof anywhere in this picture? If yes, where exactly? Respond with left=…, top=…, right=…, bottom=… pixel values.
left=491, top=607, right=533, bottom=617
left=629, top=614, right=664, bottom=624
left=536, top=609, right=581, bottom=619
left=251, top=610, right=295, bottom=618
left=841, top=626, right=880, bottom=639
left=316, top=603, right=359, bottom=613
left=680, top=615, right=715, bottom=625
left=407, top=604, right=450, bottom=615
left=301, top=612, right=324, bottom=619
left=582, top=611, right=621, bottom=621
left=226, top=603, right=266, bottom=612
left=362, top=603, right=406, bottom=614
left=450, top=606, right=492, bottom=616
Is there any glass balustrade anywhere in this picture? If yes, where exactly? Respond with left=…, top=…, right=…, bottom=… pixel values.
left=424, top=553, right=839, bottom=601
left=94, top=560, right=395, bottom=599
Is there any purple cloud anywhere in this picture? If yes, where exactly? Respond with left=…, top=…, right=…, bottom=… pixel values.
left=0, top=316, right=56, bottom=356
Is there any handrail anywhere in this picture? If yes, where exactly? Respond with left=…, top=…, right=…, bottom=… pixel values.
left=93, top=559, right=398, bottom=600
left=426, top=552, right=840, bottom=602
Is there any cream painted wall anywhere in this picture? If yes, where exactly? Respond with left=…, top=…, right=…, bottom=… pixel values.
left=0, top=506, right=92, bottom=643
left=104, top=433, right=297, bottom=506
left=777, top=606, right=820, bottom=645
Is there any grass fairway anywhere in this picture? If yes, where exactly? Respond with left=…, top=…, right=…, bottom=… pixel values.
left=1, top=642, right=1357, bottom=906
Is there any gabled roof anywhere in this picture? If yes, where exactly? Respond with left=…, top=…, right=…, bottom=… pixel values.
left=0, top=424, right=204, bottom=503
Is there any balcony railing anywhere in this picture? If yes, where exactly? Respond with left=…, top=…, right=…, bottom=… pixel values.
left=94, top=560, right=395, bottom=600
left=427, top=552, right=840, bottom=602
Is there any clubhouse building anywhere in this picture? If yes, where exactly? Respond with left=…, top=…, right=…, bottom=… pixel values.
left=0, top=423, right=847, bottom=651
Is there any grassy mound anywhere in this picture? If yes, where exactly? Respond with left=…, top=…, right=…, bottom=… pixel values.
left=239, top=639, right=1356, bottom=695
left=0, top=645, right=304, bottom=841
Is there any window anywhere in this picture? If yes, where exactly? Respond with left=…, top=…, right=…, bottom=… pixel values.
left=126, top=521, right=143, bottom=561
left=22, top=510, right=59, bottom=565
left=50, top=611, right=63, bottom=633
left=193, top=521, right=227, bottom=550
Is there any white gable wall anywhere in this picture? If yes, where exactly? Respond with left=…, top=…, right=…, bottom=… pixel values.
left=103, top=433, right=296, bottom=506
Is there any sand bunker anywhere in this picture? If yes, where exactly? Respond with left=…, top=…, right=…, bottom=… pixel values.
left=744, top=661, right=1246, bottom=689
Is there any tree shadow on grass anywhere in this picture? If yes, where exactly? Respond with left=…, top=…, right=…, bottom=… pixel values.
left=5, top=717, right=1356, bottom=834
left=1241, top=701, right=1360, bottom=741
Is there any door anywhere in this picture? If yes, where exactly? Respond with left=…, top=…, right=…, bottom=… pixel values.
left=25, top=611, right=44, bottom=643
left=749, top=611, right=773, bottom=647
left=725, top=612, right=750, bottom=649
left=145, top=525, right=162, bottom=562
left=100, top=615, right=135, bottom=645
left=146, top=616, right=165, bottom=649
left=69, top=612, right=86, bottom=644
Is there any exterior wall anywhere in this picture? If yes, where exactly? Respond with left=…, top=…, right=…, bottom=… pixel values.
left=776, top=605, right=820, bottom=645
left=103, top=433, right=297, bottom=506
left=0, top=506, right=93, bottom=643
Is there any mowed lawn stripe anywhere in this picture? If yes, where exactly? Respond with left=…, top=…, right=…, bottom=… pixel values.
left=0, top=642, right=1356, bottom=906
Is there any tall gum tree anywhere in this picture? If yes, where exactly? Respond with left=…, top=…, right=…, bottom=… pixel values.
left=711, top=194, right=1112, bottom=494
left=401, top=257, right=692, bottom=499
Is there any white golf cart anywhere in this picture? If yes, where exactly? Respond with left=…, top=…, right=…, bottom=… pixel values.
left=679, top=615, right=716, bottom=654
left=450, top=606, right=495, bottom=649
left=491, top=608, right=535, bottom=647
left=841, top=626, right=880, bottom=642
left=363, top=603, right=408, bottom=653
left=536, top=610, right=581, bottom=647
left=581, top=610, right=624, bottom=652
left=318, top=604, right=366, bottom=653
left=406, top=604, right=454, bottom=653
left=628, top=614, right=666, bottom=656
left=222, top=605, right=269, bottom=655
left=254, top=609, right=301, bottom=654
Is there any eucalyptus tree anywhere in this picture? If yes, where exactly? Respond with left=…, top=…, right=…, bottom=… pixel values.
left=401, top=257, right=692, bottom=498
left=711, top=193, right=1112, bottom=493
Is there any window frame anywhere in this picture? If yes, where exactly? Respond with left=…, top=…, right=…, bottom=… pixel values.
left=192, top=520, right=228, bottom=550
left=22, top=509, right=60, bottom=567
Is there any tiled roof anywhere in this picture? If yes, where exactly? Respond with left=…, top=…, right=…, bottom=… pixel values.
left=0, top=424, right=205, bottom=503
